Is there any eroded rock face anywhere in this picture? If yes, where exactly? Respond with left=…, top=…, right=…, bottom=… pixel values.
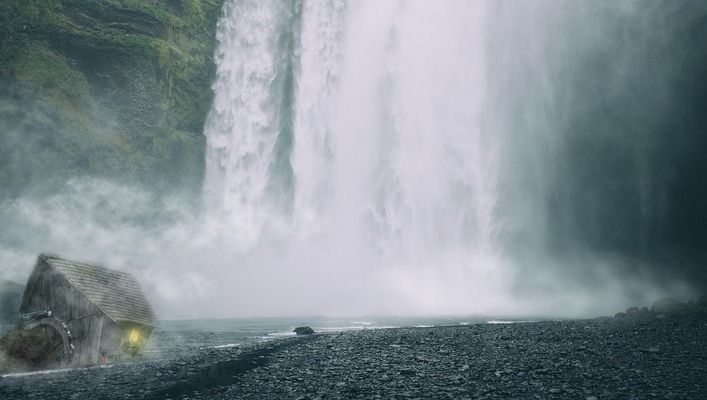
left=0, top=0, right=226, bottom=198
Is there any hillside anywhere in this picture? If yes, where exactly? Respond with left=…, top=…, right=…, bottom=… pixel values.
left=0, top=0, right=225, bottom=198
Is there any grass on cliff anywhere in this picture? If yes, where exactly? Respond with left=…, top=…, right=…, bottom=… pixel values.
left=0, top=0, right=224, bottom=198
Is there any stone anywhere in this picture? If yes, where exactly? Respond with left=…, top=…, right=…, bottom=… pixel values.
left=293, top=327, right=315, bottom=335
left=651, top=297, right=686, bottom=314
left=625, top=307, right=640, bottom=316
left=0, top=328, right=63, bottom=371
left=697, top=295, right=707, bottom=309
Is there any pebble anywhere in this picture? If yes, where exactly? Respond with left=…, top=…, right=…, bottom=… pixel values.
left=1, top=315, right=706, bottom=399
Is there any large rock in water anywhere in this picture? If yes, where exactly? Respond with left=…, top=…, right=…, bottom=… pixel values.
left=293, top=326, right=315, bottom=335
left=0, top=280, right=24, bottom=324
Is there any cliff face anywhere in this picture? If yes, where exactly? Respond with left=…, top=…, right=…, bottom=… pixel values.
left=0, top=0, right=225, bottom=198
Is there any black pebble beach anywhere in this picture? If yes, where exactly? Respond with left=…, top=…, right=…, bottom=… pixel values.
left=1, top=315, right=706, bottom=400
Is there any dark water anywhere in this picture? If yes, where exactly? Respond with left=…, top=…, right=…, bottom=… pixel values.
left=1, top=316, right=536, bottom=376
left=144, top=316, right=526, bottom=359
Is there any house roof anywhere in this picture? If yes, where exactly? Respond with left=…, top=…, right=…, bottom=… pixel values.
left=40, top=254, right=157, bottom=327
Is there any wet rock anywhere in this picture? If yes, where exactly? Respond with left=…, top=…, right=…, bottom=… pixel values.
left=697, top=296, right=707, bottom=309
left=651, top=297, right=686, bottom=314
left=625, top=307, right=640, bottom=317
left=293, top=327, right=315, bottom=335
left=0, top=328, right=62, bottom=372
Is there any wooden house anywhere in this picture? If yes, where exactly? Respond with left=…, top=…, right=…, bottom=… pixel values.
left=18, top=254, right=156, bottom=367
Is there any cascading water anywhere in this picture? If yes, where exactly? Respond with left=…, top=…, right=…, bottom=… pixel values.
left=204, top=0, right=508, bottom=314
left=0, top=1, right=701, bottom=320
left=201, top=0, right=680, bottom=316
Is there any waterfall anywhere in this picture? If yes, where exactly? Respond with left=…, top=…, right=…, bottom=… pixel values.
left=206, top=0, right=497, bottom=250
left=201, top=0, right=678, bottom=315
left=203, top=0, right=507, bottom=313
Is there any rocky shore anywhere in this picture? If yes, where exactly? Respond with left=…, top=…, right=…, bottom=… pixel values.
left=1, top=312, right=706, bottom=400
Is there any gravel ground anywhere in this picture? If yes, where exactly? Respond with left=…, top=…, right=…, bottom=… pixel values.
left=1, top=315, right=706, bottom=399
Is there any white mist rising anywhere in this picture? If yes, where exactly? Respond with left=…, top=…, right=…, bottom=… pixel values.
left=0, top=0, right=690, bottom=319
left=197, top=0, right=671, bottom=317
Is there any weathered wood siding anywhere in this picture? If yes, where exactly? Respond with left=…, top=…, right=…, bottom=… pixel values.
left=19, top=259, right=106, bottom=366
left=100, top=319, right=122, bottom=357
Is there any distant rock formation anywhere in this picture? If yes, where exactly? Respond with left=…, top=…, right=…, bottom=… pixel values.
left=651, top=297, right=686, bottom=314
left=615, top=296, right=707, bottom=319
left=614, top=296, right=707, bottom=318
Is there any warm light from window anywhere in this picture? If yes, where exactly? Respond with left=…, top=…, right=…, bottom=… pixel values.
left=128, top=329, right=141, bottom=344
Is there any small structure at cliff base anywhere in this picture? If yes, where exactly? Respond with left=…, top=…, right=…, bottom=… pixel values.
left=15, top=253, right=156, bottom=368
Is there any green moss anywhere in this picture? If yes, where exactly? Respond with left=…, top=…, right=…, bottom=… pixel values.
left=0, top=0, right=225, bottom=198
left=13, top=44, right=90, bottom=114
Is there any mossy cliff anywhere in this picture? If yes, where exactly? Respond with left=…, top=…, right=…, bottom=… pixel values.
left=0, top=0, right=225, bottom=198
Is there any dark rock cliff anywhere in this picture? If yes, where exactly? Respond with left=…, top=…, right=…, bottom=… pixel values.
left=0, top=0, right=225, bottom=198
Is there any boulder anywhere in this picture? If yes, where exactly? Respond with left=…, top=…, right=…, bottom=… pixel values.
left=625, top=307, right=640, bottom=317
left=293, top=326, right=315, bottom=335
left=0, top=280, right=24, bottom=325
left=651, top=297, right=687, bottom=315
left=0, top=328, right=63, bottom=372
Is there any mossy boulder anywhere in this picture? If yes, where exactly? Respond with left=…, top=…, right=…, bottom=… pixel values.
left=0, top=328, right=63, bottom=372
left=650, top=297, right=688, bottom=315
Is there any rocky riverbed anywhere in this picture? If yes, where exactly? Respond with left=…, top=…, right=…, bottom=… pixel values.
left=1, top=314, right=706, bottom=399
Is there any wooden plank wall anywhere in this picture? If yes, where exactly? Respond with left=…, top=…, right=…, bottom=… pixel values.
left=100, top=319, right=122, bottom=357
left=20, top=260, right=106, bottom=366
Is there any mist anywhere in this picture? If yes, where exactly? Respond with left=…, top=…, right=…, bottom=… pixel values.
left=2, top=0, right=706, bottom=320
